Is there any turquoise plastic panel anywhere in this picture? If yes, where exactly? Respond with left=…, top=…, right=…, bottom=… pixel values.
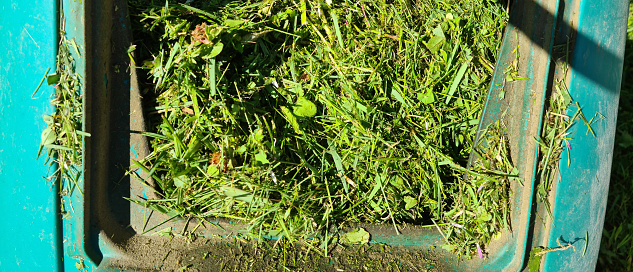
left=542, top=0, right=628, bottom=270
left=0, top=0, right=62, bottom=271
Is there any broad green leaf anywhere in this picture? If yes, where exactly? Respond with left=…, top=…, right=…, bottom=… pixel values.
left=47, top=74, right=60, bottom=85
left=42, top=115, right=54, bottom=125
left=426, top=27, right=445, bottom=52
left=557, top=84, right=572, bottom=106
left=527, top=247, right=544, bottom=272
left=202, top=42, right=224, bottom=59
left=143, top=60, right=154, bottom=69
left=418, top=90, right=435, bottom=104
left=173, top=174, right=189, bottom=188
left=293, top=97, right=317, bottom=117
left=207, top=26, right=223, bottom=40
left=341, top=228, right=370, bottom=244
left=390, top=176, right=404, bottom=189
left=41, top=126, right=56, bottom=146
left=220, top=186, right=270, bottom=207
left=75, top=260, right=85, bottom=270
left=432, top=25, right=445, bottom=38
left=254, top=150, right=270, bottom=164
left=207, top=165, right=219, bottom=177
left=478, top=210, right=492, bottom=222
left=37, top=125, right=56, bottom=157
left=223, top=19, right=246, bottom=28
left=404, top=196, right=418, bottom=210
left=252, top=129, right=265, bottom=143
left=441, top=244, right=457, bottom=252
left=236, top=145, right=247, bottom=154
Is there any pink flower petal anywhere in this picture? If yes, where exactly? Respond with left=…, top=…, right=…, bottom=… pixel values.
left=477, top=243, right=483, bottom=259
left=565, top=140, right=571, bottom=150
left=477, top=183, right=486, bottom=193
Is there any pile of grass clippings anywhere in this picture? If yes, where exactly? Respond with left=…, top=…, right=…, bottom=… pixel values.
left=38, top=8, right=90, bottom=209
left=128, top=0, right=511, bottom=258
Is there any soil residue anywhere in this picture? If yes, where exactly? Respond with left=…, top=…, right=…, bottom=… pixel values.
left=104, top=235, right=450, bottom=271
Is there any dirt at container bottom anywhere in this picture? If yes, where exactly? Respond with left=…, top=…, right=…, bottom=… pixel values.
left=101, top=235, right=450, bottom=271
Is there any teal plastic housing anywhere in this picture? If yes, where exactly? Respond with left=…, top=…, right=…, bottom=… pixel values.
left=0, top=0, right=62, bottom=271
left=541, top=0, right=629, bottom=270
left=0, top=0, right=627, bottom=271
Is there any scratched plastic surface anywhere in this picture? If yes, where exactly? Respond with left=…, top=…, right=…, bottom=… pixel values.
left=541, top=0, right=628, bottom=270
left=0, top=0, right=61, bottom=270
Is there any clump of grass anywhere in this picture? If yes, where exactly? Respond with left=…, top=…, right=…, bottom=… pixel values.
left=128, top=0, right=510, bottom=258
left=441, top=120, right=518, bottom=256
left=38, top=11, right=89, bottom=199
left=535, top=38, right=598, bottom=222
left=534, top=43, right=574, bottom=220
